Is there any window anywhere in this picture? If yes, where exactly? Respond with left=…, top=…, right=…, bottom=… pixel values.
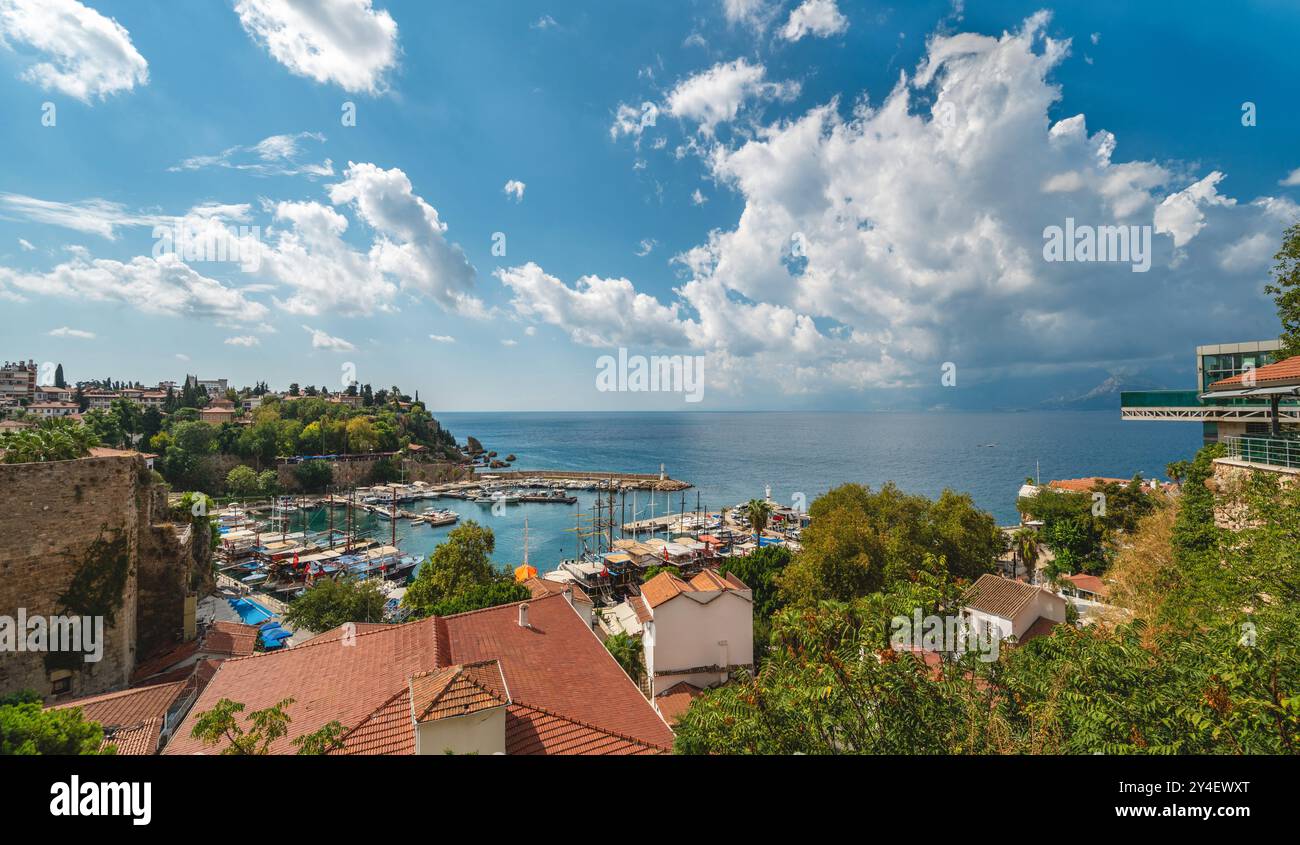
left=50, top=676, right=71, bottom=696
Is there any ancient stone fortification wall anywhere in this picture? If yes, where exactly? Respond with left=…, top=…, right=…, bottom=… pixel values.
left=1210, top=458, right=1299, bottom=530
left=190, top=453, right=468, bottom=493
left=0, top=454, right=204, bottom=701
left=0, top=455, right=142, bottom=700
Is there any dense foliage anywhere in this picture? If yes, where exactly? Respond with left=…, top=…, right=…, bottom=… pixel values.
left=0, top=693, right=109, bottom=755
left=0, top=417, right=98, bottom=463
left=402, top=521, right=527, bottom=618
left=675, top=448, right=1300, bottom=754
left=283, top=576, right=390, bottom=632
left=778, top=483, right=1005, bottom=604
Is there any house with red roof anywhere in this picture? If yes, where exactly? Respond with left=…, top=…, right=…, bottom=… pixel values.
left=634, top=569, right=753, bottom=722
left=163, top=593, right=674, bottom=755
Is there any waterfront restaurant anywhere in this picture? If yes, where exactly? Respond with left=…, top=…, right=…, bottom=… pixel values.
left=1121, top=339, right=1297, bottom=448
left=1200, top=353, right=1300, bottom=470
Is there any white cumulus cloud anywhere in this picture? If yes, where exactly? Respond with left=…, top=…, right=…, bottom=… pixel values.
left=234, top=0, right=398, bottom=94
left=665, top=58, right=799, bottom=135
left=0, top=0, right=148, bottom=101
left=780, top=0, right=849, bottom=41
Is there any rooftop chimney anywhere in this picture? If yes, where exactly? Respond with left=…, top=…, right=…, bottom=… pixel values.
left=561, top=587, right=574, bottom=607
left=518, top=603, right=530, bottom=628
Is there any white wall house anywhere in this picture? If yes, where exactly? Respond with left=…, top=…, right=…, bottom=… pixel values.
left=962, top=574, right=1067, bottom=643
left=638, top=569, right=754, bottom=699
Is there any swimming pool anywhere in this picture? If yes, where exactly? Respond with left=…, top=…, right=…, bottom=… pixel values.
left=229, top=597, right=275, bottom=625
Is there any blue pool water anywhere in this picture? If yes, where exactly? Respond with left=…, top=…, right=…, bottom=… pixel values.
left=229, top=597, right=275, bottom=625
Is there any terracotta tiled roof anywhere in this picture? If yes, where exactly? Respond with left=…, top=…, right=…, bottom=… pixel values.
left=443, top=596, right=673, bottom=747
left=961, top=574, right=1043, bottom=620
left=1047, top=477, right=1131, bottom=493
left=409, top=660, right=508, bottom=723
left=165, top=618, right=439, bottom=755
left=641, top=572, right=693, bottom=608
left=1064, top=573, right=1110, bottom=598
left=165, top=593, right=674, bottom=755
left=628, top=595, right=652, bottom=624
left=654, top=681, right=705, bottom=726
left=642, top=568, right=750, bottom=609
left=688, top=569, right=730, bottom=591
left=51, top=681, right=184, bottom=738
left=1208, top=354, right=1300, bottom=389
left=525, top=577, right=592, bottom=605
left=302, top=622, right=397, bottom=645
left=504, top=703, right=666, bottom=755
left=330, top=689, right=417, bottom=756
left=204, top=621, right=259, bottom=656
left=1018, top=616, right=1061, bottom=643
left=131, top=639, right=201, bottom=683
left=102, top=718, right=163, bottom=755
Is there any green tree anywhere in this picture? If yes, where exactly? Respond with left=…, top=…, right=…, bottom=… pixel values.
left=603, top=632, right=645, bottom=685
left=0, top=417, right=98, bottom=463
left=402, top=521, right=497, bottom=617
left=1011, top=526, right=1039, bottom=581
left=225, top=465, right=260, bottom=498
left=0, top=696, right=109, bottom=755
left=257, top=469, right=280, bottom=497
left=283, top=577, right=389, bottom=631
left=426, top=579, right=529, bottom=616
left=641, top=564, right=681, bottom=582
left=1265, top=220, right=1300, bottom=358
left=293, top=460, right=333, bottom=493
left=744, top=498, right=774, bottom=542
left=190, top=697, right=345, bottom=755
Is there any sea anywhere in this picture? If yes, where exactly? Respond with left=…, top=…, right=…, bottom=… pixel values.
left=283, top=411, right=1202, bottom=576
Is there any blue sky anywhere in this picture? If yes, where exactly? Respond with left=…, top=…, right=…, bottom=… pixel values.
left=1, top=0, right=1298, bottom=411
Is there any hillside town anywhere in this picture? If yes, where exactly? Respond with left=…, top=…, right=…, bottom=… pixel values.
left=4, top=332, right=1299, bottom=760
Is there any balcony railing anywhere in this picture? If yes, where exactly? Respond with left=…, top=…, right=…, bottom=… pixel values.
left=1224, top=436, right=1300, bottom=469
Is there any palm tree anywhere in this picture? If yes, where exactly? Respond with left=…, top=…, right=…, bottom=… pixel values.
left=0, top=417, right=98, bottom=464
left=745, top=498, right=774, bottom=545
left=603, top=632, right=645, bottom=685
left=1011, top=527, right=1039, bottom=581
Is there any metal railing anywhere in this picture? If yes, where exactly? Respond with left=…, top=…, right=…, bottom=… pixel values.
left=1224, top=436, right=1300, bottom=469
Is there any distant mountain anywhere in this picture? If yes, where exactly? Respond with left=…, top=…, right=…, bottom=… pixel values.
left=1040, top=373, right=1162, bottom=410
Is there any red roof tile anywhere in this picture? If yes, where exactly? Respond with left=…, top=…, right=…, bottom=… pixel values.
left=131, top=639, right=200, bottom=682
left=409, top=660, right=508, bottom=723
left=51, top=681, right=183, bottom=727
left=654, top=681, right=705, bottom=726
left=505, top=703, right=666, bottom=755
left=1047, top=477, right=1131, bottom=493
left=1064, top=573, right=1110, bottom=598
left=204, top=622, right=259, bottom=657
left=525, top=577, right=592, bottom=605
left=102, top=718, right=163, bottom=756
left=165, top=593, right=674, bottom=755
left=165, top=619, right=439, bottom=755
left=330, top=689, right=417, bottom=756
left=628, top=595, right=652, bottom=624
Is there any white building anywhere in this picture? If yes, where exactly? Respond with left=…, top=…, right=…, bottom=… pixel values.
left=34, top=385, right=73, bottom=403
left=961, top=574, right=1067, bottom=643
left=635, top=569, right=754, bottom=702
left=29, top=401, right=78, bottom=418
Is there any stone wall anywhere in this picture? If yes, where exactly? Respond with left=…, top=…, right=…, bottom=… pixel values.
left=190, top=453, right=469, bottom=493
left=0, top=453, right=205, bottom=702
left=1209, top=457, right=1300, bottom=530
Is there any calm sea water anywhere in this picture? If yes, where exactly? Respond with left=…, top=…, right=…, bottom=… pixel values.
left=322, top=410, right=1196, bottom=573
